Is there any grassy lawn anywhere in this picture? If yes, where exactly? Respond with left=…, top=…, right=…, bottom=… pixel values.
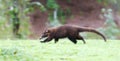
left=0, top=39, right=120, bottom=61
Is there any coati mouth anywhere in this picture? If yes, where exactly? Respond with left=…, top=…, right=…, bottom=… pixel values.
left=40, top=37, right=48, bottom=42
left=40, top=37, right=48, bottom=40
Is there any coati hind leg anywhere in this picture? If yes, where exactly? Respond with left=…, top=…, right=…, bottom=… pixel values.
left=76, top=35, right=86, bottom=44
left=68, top=37, right=77, bottom=44
left=40, top=37, right=53, bottom=43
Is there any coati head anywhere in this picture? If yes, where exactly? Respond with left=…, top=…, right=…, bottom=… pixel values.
left=40, top=30, right=51, bottom=39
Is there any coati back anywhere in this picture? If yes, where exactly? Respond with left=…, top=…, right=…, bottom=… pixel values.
left=40, top=25, right=106, bottom=44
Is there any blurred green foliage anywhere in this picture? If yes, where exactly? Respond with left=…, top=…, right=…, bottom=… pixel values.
left=25, top=2, right=46, bottom=13
left=0, top=0, right=45, bottom=39
left=97, top=0, right=120, bottom=11
left=0, top=0, right=30, bottom=39
left=98, top=8, right=120, bottom=39
left=46, top=0, right=72, bottom=26
left=46, top=0, right=59, bottom=9
left=57, top=8, right=71, bottom=24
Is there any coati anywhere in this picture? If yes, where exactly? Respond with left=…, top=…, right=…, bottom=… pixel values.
left=40, top=25, right=106, bottom=44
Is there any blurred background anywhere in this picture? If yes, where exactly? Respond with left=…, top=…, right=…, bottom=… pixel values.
left=0, top=0, right=120, bottom=40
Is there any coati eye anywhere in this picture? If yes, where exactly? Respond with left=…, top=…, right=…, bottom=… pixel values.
left=46, top=30, right=50, bottom=33
left=45, top=30, right=49, bottom=33
left=48, top=30, right=50, bottom=32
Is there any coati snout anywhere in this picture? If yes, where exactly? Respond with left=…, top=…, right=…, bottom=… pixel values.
left=40, top=30, right=50, bottom=39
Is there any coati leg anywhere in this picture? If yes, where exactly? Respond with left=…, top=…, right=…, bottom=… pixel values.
left=76, top=35, right=86, bottom=44
left=68, top=37, right=77, bottom=44
left=40, top=37, right=53, bottom=43
left=54, top=38, right=59, bottom=43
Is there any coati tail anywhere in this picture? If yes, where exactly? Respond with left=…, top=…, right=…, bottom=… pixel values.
left=78, top=27, right=107, bottom=42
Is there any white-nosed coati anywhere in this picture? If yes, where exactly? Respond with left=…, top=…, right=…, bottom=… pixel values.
left=40, top=25, right=106, bottom=44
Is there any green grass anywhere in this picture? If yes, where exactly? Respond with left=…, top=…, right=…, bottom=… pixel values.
left=0, top=39, right=120, bottom=61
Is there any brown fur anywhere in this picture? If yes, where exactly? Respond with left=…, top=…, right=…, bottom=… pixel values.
left=40, top=25, right=106, bottom=44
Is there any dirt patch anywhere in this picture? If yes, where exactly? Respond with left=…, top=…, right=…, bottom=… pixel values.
left=57, top=0, right=105, bottom=28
